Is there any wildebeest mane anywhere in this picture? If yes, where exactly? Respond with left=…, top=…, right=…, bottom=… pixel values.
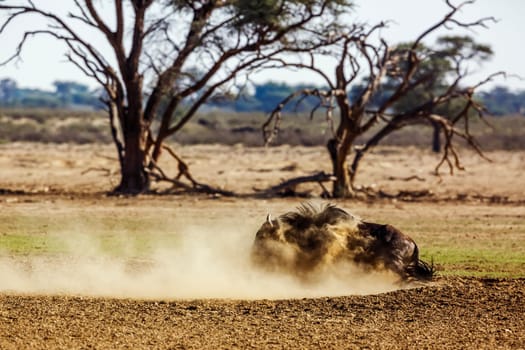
left=280, top=203, right=356, bottom=229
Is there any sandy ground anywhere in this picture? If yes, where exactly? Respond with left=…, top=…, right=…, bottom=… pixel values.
left=1, top=142, right=525, bottom=349
left=1, top=142, right=524, bottom=201
left=1, top=278, right=524, bottom=349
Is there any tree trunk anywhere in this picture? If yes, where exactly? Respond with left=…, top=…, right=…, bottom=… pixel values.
left=114, top=110, right=149, bottom=194
left=431, top=121, right=441, bottom=153
left=326, top=98, right=361, bottom=198
left=327, top=138, right=354, bottom=198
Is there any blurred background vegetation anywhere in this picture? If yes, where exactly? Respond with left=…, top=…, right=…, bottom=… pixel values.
left=1, top=77, right=524, bottom=149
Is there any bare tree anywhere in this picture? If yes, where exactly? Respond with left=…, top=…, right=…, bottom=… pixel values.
left=380, top=35, right=493, bottom=153
left=0, top=0, right=349, bottom=194
left=263, top=0, right=503, bottom=198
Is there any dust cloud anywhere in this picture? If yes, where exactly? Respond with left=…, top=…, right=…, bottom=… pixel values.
left=0, top=223, right=402, bottom=300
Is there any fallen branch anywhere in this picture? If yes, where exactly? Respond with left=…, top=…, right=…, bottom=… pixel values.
left=81, top=167, right=116, bottom=176
left=161, top=144, right=198, bottom=186
left=0, top=188, right=27, bottom=195
left=378, top=189, right=434, bottom=199
left=387, top=175, right=426, bottom=182
left=147, top=159, right=236, bottom=197
left=255, top=171, right=336, bottom=197
left=94, top=152, right=118, bottom=161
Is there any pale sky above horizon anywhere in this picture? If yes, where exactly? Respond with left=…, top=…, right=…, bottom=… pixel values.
left=1, top=0, right=523, bottom=92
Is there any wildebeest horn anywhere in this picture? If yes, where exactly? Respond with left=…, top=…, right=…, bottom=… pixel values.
left=266, top=213, right=273, bottom=227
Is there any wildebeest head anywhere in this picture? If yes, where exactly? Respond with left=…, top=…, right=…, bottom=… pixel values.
left=252, top=204, right=433, bottom=281
left=253, top=204, right=357, bottom=274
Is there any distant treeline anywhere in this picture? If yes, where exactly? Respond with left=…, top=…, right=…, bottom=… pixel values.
left=1, top=77, right=524, bottom=116
left=0, top=78, right=103, bottom=109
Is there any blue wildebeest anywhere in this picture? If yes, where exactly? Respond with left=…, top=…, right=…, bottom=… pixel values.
left=252, top=204, right=433, bottom=281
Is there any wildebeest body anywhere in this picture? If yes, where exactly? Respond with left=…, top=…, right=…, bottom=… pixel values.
left=252, top=204, right=433, bottom=281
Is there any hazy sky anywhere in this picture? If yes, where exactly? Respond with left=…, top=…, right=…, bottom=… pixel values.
left=1, top=0, right=523, bottom=91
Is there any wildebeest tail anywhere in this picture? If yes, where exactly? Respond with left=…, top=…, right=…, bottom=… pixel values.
left=404, top=244, right=434, bottom=281
left=406, top=258, right=434, bottom=281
